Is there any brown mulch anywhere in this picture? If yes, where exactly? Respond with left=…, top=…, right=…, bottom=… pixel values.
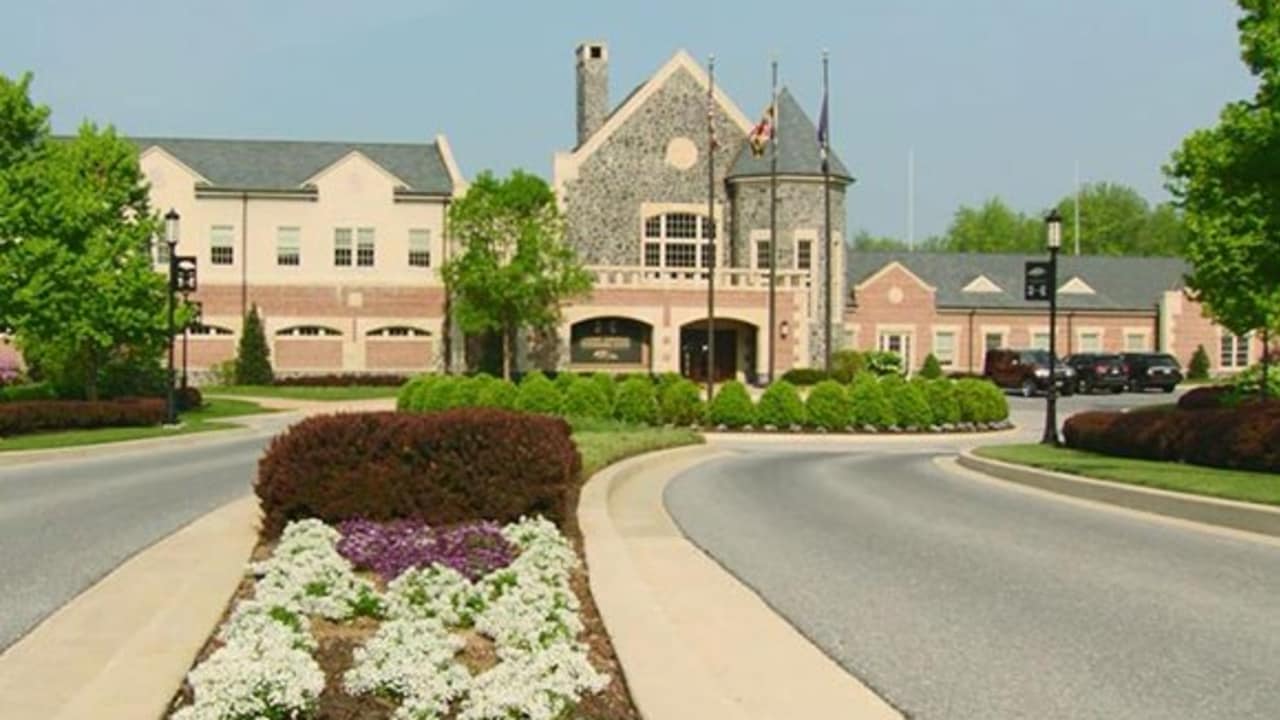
left=165, top=522, right=643, bottom=720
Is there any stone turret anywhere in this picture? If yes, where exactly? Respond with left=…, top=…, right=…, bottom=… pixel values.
left=576, top=42, right=609, bottom=146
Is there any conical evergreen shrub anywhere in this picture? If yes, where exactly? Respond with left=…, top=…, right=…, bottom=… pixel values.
left=234, top=305, right=273, bottom=385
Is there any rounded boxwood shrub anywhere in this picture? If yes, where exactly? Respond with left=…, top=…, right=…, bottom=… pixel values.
left=395, top=375, right=425, bottom=411
left=452, top=374, right=490, bottom=408
left=780, top=368, right=830, bottom=386
left=553, top=371, right=578, bottom=394
left=256, top=409, right=582, bottom=538
left=0, top=381, right=57, bottom=404
left=658, top=378, right=705, bottom=426
left=590, top=371, right=616, bottom=407
left=756, top=380, right=806, bottom=428
left=884, top=375, right=931, bottom=429
left=515, top=371, right=562, bottom=415
left=805, top=380, right=850, bottom=430
left=921, top=379, right=961, bottom=425
left=420, top=375, right=463, bottom=411
left=474, top=377, right=517, bottom=409
left=562, top=379, right=611, bottom=419
left=405, top=375, right=439, bottom=411
left=614, top=376, right=658, bottom=425
left=849, top=373, right=895, bottom=428
left=955, top=378, right=1008, bottom=423
left=708, top=380, right=756, bottom=428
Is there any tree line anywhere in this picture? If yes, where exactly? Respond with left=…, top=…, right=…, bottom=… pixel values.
left=854, top=182, right=1188, bottom=256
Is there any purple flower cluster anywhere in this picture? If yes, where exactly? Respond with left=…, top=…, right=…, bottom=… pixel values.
left=336, top=518, right=517, bottom=581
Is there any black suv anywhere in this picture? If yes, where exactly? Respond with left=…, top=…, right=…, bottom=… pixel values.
left=1120, top=352, right=1183, bottom=393
left=984, top=348, right=1076, bottom=397
left=1064, top=353, right=1129, bottom=394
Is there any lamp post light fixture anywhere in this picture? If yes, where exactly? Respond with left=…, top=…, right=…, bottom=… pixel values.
left=1042, top=208, right=1063, bottom=446
left=164, top=209, right=180, bottom=425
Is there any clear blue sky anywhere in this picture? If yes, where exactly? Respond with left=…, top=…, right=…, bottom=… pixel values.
left=1, top=0, right=1257, bottom=241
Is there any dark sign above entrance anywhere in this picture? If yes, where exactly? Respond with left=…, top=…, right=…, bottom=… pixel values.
left=570, top=318, right=646, bottom=365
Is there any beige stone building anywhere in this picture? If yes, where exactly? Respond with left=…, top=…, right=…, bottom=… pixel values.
left=138, top=136, right=465, bottom=376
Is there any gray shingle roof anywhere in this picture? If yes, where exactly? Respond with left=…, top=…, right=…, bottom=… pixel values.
left=727, top=87, right=852, bottom=181
left=847, top=251, right=1189, bottom=311
left=129, top=137, right=454, bottom=194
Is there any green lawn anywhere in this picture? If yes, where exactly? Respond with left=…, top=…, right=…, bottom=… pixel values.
left=202, top=385, right=401, bottom=401
left=573, top=424, right=704, bottom=477
left=975, top=443, right=1280, bottom=506
left=0, top=397, right=271, bottom=452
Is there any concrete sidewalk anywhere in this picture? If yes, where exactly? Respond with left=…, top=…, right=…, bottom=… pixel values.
left=0, top=496, right=258, bottom=720
left=579, top=445, right=901, bottom=720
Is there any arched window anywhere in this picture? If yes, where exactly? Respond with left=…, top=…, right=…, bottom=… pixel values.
left=190, top=324, right=234, bottom=337
left=276, top=325, right=342, bottom=337
left=642, top=212, right=716, bottom=269
left=366, top=326, right=431, bottom=338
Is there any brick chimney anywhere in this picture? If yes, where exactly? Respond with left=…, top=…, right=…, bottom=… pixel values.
left=576, top=42, right=609, bottom=145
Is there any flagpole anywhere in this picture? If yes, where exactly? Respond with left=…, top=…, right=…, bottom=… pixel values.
left=706, top=54, right=717, bottom=402
left=821, top=49, right=833, bottom=373
left=1074, top=160, right=1081, bottom=256
left=768, top=56, right=779, bottom=384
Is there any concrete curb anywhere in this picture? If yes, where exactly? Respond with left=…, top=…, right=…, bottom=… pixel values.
left=0, top=424, right=263, bottom=468
left=579, top=445, right=901, bottom=720
left=0, top=496, right=259, bottom=720
left=957, top=451, right=1280, bottom=538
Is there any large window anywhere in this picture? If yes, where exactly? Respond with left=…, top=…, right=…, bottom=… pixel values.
left=1031, top=332, right=1051, bottom=351
left=641, top=212, right=715, bottom=269
left=356, top=228, right=376, bottom=267
left=408, top=229, right=431, bottom=267
left=1221, top=333, right=1250, bottom=369
left=933, top=330, right=955, bottom=367
left=796, top=239, right=812, bottom=270
left=334, top=228, right=353, bottom=267
left=755, top=239, right=772, bottom=269
left=277, top=227, right=300, bottom=266
left=1125, top=332, right=1148, bottom=351
left=1078, top=331, right=1101, bottom=353
left=210, top=225, right=234, bottom=266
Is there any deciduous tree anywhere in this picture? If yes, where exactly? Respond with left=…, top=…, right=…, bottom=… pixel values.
left=442, top=170, right=591, bottom=380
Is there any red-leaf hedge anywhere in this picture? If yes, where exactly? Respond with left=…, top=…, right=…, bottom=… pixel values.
left=1063, top=404, right=1280, bottom=474
left=1176, top=385, right=1231, bottom=411
left=255, top=408, right=582, bottom=538
left=0, top=398, right=166, bottom=436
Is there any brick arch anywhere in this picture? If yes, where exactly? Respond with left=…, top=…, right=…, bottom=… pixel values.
left=568, top=316, right=653, bottom=371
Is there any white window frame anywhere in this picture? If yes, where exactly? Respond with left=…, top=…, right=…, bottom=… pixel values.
left=334, top=228, right=353, bottom=267
left=640, top=212, right=716, bottom=270
left=1123, top=328, right=1150, bottom=352
left=794, top=233, right=814, bottom=271
left=276, top=226, right=300, bottom=267
left=1075, top=328, right=1102, bottom=353
left=210, top=225, right=235, bottom=266
left=1220, top=331, right=1251, bottom=369
left=932, top=328, right=957, bottom=367
left=876, top=325, right=915, bottom=370
left=408, top=229, right=431, bottom=268
left=356, top=227, right=376, bottom=267
left=981, top=326, right=1008, bottom=369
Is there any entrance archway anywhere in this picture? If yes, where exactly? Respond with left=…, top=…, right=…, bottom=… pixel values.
left=679, top=318, right=759, bottom=383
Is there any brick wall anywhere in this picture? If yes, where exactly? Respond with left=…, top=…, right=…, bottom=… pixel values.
left=274, top=339, right=343, bottom=371
left=366, top=340, right=433, bottom=371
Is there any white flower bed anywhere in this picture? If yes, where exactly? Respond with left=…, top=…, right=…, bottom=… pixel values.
left=172, top=515, right=609, bottom=720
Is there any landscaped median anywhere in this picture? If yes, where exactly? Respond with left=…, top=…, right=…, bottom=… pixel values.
left=166, top=408, right=700, bottom=720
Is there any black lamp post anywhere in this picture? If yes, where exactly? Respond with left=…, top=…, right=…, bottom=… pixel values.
left=1042, top=209, right=1063, bottom=445
left=164, top=209, right=180, bottom=424
left=182, top=297, right=201, bottom=389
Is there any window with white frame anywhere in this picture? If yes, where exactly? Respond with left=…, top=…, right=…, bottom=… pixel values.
left=210, top=225, right=234, bottom=265
left=1078, top=331, right=1101, bottom=353
left=408, top=229, right=431, bottom=267
left=276, top=325, right=342, bottom=337
left=1124, top=332, right=1148, bottom=351
left=367, top=326, right=430, bottom=337
left=983, top=331, right=1004, bottom=366
left=334, top=228, right=353, bottom=266
left=1032, top=332, right=1051, bottom=350
left=276, top=227, right=300, bottom=266
left=1221, top=333, right=1250, bottom=369
left=755, top=239, right=772, bottom=269
left=796, top=239, right=812, bottom=270
left=641, top=212, right=715, bottom=269
left=933, top=330, right=956, bottom=367
left=356, top=227, right=375, bottom=267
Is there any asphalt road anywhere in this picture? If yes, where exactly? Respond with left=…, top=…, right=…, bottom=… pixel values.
left=666, top=411, right=1280, bottom=718
left=0, top=428, right=282, bottom=650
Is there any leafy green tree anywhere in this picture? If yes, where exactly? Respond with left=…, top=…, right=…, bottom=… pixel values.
left=938, top=197, right=1042, bottom=253
left=235, top=305, right=274, bottom=385
left=1054, top=183, right=1186, bottom=257
left=1166, top=1, right=1280, bottom=397
left=852, top=230, right=910, bottom=252
left=442, top=170, right=592, bottom=380
left=1, top=117, right=171, bottom=400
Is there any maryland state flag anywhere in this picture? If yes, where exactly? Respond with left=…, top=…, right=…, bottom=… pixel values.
left=748, top=104, right=774, bottom=157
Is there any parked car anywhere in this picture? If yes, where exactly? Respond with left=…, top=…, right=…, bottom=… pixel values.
left=984, top=349, right=1076, bottom=397
left=1064, top=353, right=1129, bottom=394
left=1120, top=352, right=1183, bottom=393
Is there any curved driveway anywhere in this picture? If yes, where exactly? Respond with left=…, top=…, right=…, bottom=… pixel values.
left=665, top=397, right=1280, bottom=720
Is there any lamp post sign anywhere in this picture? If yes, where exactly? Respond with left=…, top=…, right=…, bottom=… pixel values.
left=173, top=256, right=198, bottom=293
left=1024, top=261, right=1052, bottom=302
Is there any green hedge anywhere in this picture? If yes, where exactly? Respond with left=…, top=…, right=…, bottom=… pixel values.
left=563, top=379, right=611, bottom=419
left=658, top=378, right=705, bottom=426
left=955, top=378, right=1008, bottom=423
left=709, top=380, right=756, bottom=428
left=0, top=382, right=57, bottom=403
left=883, top=375, right=932, bottom=429
left=614, top=377, right=658, bottom=425
left=920, top=378, right=961, bottom=425
left=849, top=374, right=895, bottom=427
left=805, top=380, right=850, bottom=430
left=515, top=372, right=562, bottom=415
